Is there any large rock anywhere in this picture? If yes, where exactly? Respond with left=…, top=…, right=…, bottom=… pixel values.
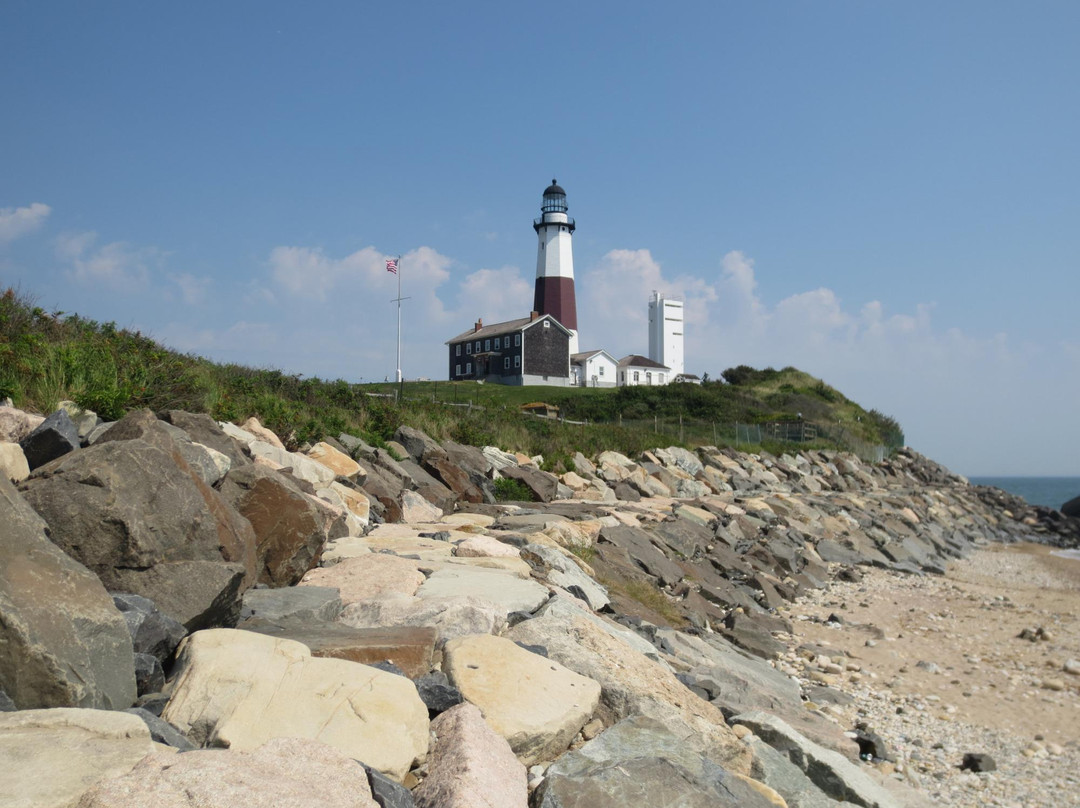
left=498, top=464, right=559, bottom=502
left=442, top=634, right=600, bottom=765
left=521, top=543, right=609, bottom=611
left=248, top=440, right=337, bottom=487
left=340, top=595, right=506, bottom=641
left=240, top=585, right=344, bottom=624
left=240, top=620, right=437, bottom=679
left=401, top=489, right=444, bottom=522
left=160, top=410, right=251, bottom=468
left=300, top=554, right=426, bottom=604
left=96, top=410, right=231, bottom=488
left=0, top=475, right=136, bottom=710
left=307, top=441, right=364, bottom=481
left=536, top=715, right=778, bottom=808
left=218, top=463, right=342, bottom=586
left=733, top=712, right=901, bottom=808
left=0, top=709, right=155, bottom=808
left=80, top=736, right=379, bottom=808
left=19, top=433, right=256, bottom=630
left=112, top=593, right=188, bottom=666
left=240, top=416, right=285, bottom=449
left=1061, top=494, right=1080, bottom=518
left=416, top=565, right=549, bottom=617
left=508, top=607, right=752, bottom=774
left=0, top=440, right=30, bottom=482
left=162, top=629, right=429, bottom=781
left=413, top=702, right=527, bottom=808
left=20, top=409, right=80, bottom=470
left=394, top=426, right=445, bottom=463
left=0, top=405, right=44, bottom=443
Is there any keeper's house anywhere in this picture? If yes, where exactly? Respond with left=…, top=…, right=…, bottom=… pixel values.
left=446, top=312, right=572, bottom=386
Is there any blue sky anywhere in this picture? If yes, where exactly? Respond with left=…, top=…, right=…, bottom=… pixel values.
left=2, top=2, right=1077, bottom=476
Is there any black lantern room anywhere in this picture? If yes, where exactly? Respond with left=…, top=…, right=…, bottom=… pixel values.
left=540, top=179, right=568, bottom=214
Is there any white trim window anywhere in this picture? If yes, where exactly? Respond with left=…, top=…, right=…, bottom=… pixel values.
left=455, top=364, right=461, bottom=375
left=456, top=344, right=461, bottom=356
left=514, top=334, right=521, bottom=346
left=494, top=337, right=500, bottom=349
left=503, top=357, right=510, bottom=369
left=598, top=365, right=604, bottom=377
left=485, top=339, right=491, bottom=351
left=514, top=355, right=521, bottom=368
left=465, top=343, right=472, bottom=355
left=466, top=362, right=472, bottom=375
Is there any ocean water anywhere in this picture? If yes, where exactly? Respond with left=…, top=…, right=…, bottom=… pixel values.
left=969, top=476, right=1080, bottom=511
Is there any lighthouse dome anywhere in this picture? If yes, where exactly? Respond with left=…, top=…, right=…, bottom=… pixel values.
left=543, top=179, right=566, bottom=196
left=541, top=179, right=568, bottom=214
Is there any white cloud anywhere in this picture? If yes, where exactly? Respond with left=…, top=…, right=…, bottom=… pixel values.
left=0, top=203, right=51, bottom=244
left=58, top=231, right=158, bottom=290
left=170, top=273, right=211, bottom=305
left=455, top=266, right=532, bottom=325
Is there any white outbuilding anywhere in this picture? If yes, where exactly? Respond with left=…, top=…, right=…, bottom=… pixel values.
left=571, top=349, right=618, bottom=388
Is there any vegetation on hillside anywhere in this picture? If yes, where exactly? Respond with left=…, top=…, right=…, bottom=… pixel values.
left=0, top=288, right=903, bottom=464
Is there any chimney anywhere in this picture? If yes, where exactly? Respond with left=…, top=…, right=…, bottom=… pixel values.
left=530, top=310, right=539, bottom=321
left=474, top=318, right=483, bottom=332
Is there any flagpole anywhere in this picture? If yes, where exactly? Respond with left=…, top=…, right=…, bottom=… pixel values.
left=395, top=254, right=402, bottom=385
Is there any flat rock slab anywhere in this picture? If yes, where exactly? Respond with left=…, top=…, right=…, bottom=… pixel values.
left=454, top=535, right=521, bottom=558
left=240, top=619, right=437, bottom=679
left=536, top=715, right=778, bottom=808
left=240, top=585, right=344, bottom=624
left=416, top=566, right=549, bottom=616
left=443, top=634, right=600, bottom=765
left=78, top=737, right=378, bottom=808
left=413, top=702, right=527, bottom=808
left=301, top=554, right=426, bottom=603
left=0, top=708, right=155, bottom=808
left=162, top=629, right=428, bottom=782
left=340, top=595, right=507, bottom=641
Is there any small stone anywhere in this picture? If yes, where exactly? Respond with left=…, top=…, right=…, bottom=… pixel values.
left=960, top=752, right=996, bottom=772
left=1041, top=678, right=1066, bottom=692
left=731, top=724, right=752, bottom=739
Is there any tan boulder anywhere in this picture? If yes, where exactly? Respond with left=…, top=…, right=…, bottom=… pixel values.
left=77, top=737, right=378, bottom=808
left=241, top=417, right=285, bottom=449
left=0, top=405, right=44, bottom=443
left=0, top=709, right=155, bottom=808
left=300, top=554, right=426, bottom=604
left=0, top=441, right=29, bottom=482
left=307, top=442, right=363, bottom=481
left=401, top=489, right=443, bottom=522
left=340, top=595, right=506, bottom=641
left=443, top=634, right=601, bottom=765
left=413, top=702, right=527, bottom=808
left=162, top=629, right=429, bottom=781
left=508, top=609, right=752, bottom=774
left=454, top=535, right=521, bottom=559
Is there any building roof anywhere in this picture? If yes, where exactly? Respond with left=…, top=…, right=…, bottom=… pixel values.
left=446, top=313, right=571, bottom=344
left=570, top=349, right=615, bottom=363
left=618, top=354, right=670, bottom=370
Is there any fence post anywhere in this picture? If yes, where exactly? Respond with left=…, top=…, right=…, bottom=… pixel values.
left=679, top=413, right=684, bottom=444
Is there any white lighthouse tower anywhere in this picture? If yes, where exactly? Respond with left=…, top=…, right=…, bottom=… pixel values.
left=533, top=179, right=578, bottom=354
left=648, top=291, right=684, bottom=379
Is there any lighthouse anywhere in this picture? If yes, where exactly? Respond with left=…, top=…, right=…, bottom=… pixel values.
left=533, top=179, right=578, bottom=354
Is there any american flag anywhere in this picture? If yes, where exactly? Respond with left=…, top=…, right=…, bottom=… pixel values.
left=386, top=259, right=398, bottom=274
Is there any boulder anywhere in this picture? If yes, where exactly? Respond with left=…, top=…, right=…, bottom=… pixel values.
left=536, top=715, right=778, bottom=808
left=77, top=736, right=379, bottom=808
left=240, top=619, right=437, bottom=679
left=239, top=585, right=344, bottom=623
left=416, top=565, right=549, bottom=617
left=307, top=441, right=364, bottom=481
left=442, top=634, right=600, bottom=765
left=1061, top=494, right=1080, bottom=518
left=733, top=712, right=901, bottom=808
left=300, top=554, right=426, bottom=604
left=0, top=405, right=44, bottom=443
left=521, top=543, right=609, bottom=611
left=248, top=440, right=337, bottom=487
left=160, top=410, right=252, bottom=468
left=0, top=476, right=136, bottom=709
left=401, top=488, right=444, bottom=522
left=341, top=595, right=507, bottom=642
left=394, top=426, right=445, bottom=463
left=218, top=463, right=340, bottom=587
left=241, top=416, right=285, bottom=449
left=454, top=535, right=521, bottom=558
left=0, top=708, right=155, bottom=808
left=416, top=671, right=464, bottom=716
left=112, top=593, right=188, bottom=666
left=19, top=409, right=80, bottom=470
left=413, top=702, right=527, bottom=808
left=498, top=465, right=559, bottom=503
left=424, top=454, right=485, bottom=503
left=508, top=607, right=751, bottom=774
left=0, top=441, right=30, bottom=482
left=162, top=629, right=429, bottom=782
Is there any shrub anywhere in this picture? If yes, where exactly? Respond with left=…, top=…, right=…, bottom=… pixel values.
left=494, top=477, right=533, bottom=502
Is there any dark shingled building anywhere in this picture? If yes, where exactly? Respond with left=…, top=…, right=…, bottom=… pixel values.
left=446, top=312, right=571, bottom=386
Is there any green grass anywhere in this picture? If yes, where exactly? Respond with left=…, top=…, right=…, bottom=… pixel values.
left=0, top=287, right=903, bottom=457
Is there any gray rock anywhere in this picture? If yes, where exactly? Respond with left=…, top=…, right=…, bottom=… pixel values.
left=499, top=464, right=559, bottom=503
left=536, top=715, right=776, bottom=808
left=960, top=752, right=996, bottom=772
left=0, top=690, right=16, bottom=711
left=339, top=432, right=377, bottom=460
left=123, top=707, right=196, bottom=751
left=744, top=735, right=854, bottom=808
left=112, top=593, right=188, bottom=665
left=133, top=653, right=165, bottom=696
left=521, top=543, right=609, bottom=611
left=416, top=671, right=464, bottom=716
left=365, top=764, right=416, bottom=808
left=0, top=475, right=136, bottom=710
left=732, top=712, right=900, bottom=808
left=19, top=409, right=80, bottom=470
left=394, top=426, right=445, bottom=463
left=161, top=410, right=252, bottom=468
left=239, top=585, right=344, bottom=624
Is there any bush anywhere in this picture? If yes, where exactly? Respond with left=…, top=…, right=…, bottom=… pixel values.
left=494, top=477, right=534, bottom=502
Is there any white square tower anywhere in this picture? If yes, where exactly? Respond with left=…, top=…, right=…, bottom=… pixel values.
left=648, top=291, right=684, bottom=380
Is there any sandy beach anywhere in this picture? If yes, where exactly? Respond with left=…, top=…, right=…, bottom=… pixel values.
left=781, top=543, right=1080, bottom=807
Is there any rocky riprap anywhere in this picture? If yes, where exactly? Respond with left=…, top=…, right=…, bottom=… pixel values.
left=1, top=401, right=1076, bottom=808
